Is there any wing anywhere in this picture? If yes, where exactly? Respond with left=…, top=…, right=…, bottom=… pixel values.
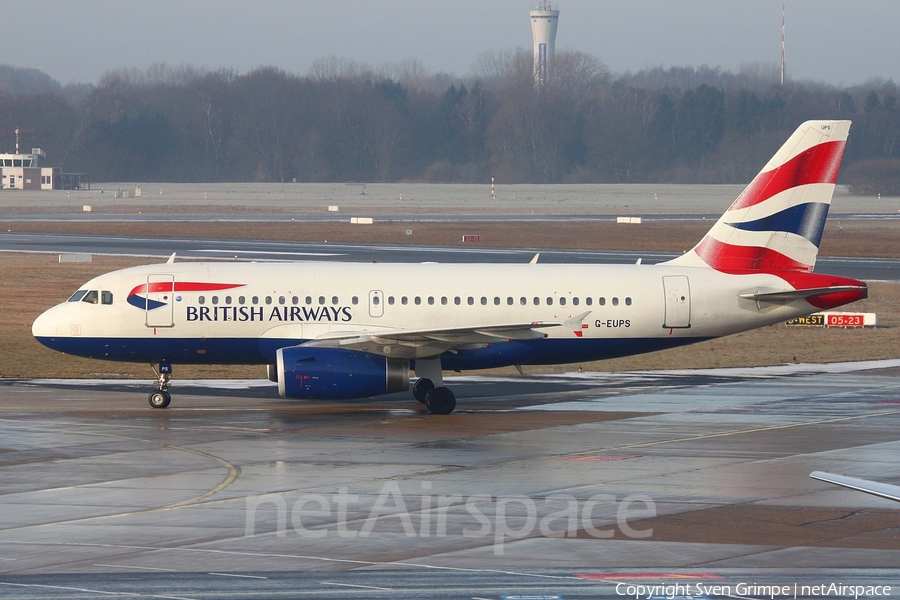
left=300, top=312, right=592, bottom=359
left=810, top=471, right=900, bottom=503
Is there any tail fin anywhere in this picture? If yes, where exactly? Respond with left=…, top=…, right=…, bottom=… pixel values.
left=666, top=120, right=850, bottom=274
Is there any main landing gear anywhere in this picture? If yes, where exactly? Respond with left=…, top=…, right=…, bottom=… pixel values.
left=413, top=358, right=456, bottom=415
left=148, top=361, right=173, bottom=409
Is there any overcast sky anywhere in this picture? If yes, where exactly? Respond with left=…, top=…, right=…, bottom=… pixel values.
left=6, top=1, right=899, bottom=87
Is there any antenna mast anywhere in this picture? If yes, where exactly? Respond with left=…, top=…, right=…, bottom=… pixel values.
left=14, top=128, right=34, bottom=154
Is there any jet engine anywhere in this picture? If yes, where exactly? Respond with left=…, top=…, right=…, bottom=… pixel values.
left=275, top=346, right=409, bottom=400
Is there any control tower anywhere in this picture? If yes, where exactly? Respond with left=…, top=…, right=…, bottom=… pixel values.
left=530, top=1, right=560, bottom=87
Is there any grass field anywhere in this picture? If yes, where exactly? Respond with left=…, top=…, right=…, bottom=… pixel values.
left=5, top=202, right=897, bottom=380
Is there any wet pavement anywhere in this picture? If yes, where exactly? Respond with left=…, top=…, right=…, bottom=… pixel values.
left=1, top=361, right=899, bottom=597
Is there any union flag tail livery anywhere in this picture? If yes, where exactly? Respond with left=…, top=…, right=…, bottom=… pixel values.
left=668, top=120, right=850, bottom=274
left=33, top=119, right=867, bottom=414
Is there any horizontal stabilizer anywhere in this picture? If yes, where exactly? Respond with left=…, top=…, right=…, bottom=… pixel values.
left=740, top=285, right=867, bottom=303
left=810, top=471, right=900, bottom=503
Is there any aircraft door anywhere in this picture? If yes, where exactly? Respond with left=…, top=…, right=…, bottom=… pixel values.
left=369, top=290, right=384, bottom=318
left=662, top=275, right=691, bottom=329
left=145, top=274, right=175, bottom=328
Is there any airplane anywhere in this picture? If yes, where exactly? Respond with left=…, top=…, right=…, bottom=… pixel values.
left=32, top=120, right=867, bottom=414
left=810, top=471, right=900, bottom=503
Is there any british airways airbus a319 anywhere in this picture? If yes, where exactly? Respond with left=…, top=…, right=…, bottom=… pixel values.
left=32, top=120, right=867, bottom=414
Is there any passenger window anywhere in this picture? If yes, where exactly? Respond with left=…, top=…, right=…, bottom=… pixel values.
left=428, top=297, right=435, bottom=305
left=481, top=297, right=487, bottom=305
left=494, top=297, right=501, bottom=306
left=467, top=297, right=474, bottom=306
left=332, top=296, right=339, bottom=305
left=352, top=296, right=359, bottom=305
left=507, top=297, right=514, bottom=306
left=520, top=297, right=527, bottom=306
left=279, top=296, right=285, bottom=305
left=625, top=297, right=632, bottom=306
left=612, top=297, right=619, bottom=306
left=318, top=296, right=325, bottom=305
left=226, top=296, right=232, bottom=304
left=265, top=296, right=272, bottom=305
left=559, top=297, right=567, bottom=306
left=388, top=296, right=395, bottom=305
left=415, top=297, right=421, bottom=305
left=212, top=296, right=219, bottom=305
left=599, top=297, right=606, bottom=306
left=441, top=297, right=448, bottom=305
left=291, top=296, right=298, bottom=305
left=401, top=296, right=408, bottom=305
left=82, top=290, right=99, bottom=304
left=305, top=296, right=312, bottom=305
left=373, top=295, right=380, bottom=305
left=572, top=297, right=579, bottom=306
left=586, top=297, right=593, bottom=306
left=546, top=297, right=553, bottom=306
left=101, top=291, right=113, bottom=305
left=239, top=296, right=246, bottom=304
left=198, top=296, right=205, bottom=305
left=68, top=290, right=87, bottom=302
left=252, top=296, right=259, bottom=305
left=533, top=297, right=540, bottom=305
left=454, top=297, right=461, bottom=305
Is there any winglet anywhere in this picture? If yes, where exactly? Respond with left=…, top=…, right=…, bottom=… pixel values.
left=166, top=252, right=177, bottom=264
left=562, top=311, right=590, bottom=326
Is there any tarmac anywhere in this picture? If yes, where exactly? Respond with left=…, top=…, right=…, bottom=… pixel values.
left=3, top=231, right=899, bottom=282
left=1, top=361, right=899, bottom=597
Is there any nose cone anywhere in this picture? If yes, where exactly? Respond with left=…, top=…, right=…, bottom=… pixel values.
left=32, top=304, right=64, bottom=343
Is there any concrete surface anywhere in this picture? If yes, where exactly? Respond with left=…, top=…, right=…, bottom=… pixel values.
left=1, top=363, right=899, bottom=597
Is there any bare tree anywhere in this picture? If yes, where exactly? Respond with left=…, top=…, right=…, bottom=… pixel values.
left=309, top=56, right=373, bottom=81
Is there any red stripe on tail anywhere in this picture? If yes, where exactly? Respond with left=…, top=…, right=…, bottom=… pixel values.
left=693, top=237, right=812, bottom=273
left=729, top=140, right=846, bottom=211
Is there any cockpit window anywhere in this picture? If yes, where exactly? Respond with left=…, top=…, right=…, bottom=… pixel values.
left=67, top=290, right=88, bottom=302
left=101, top=291, right=113, bottom=305
left=81, top=290, right=99, bottom=304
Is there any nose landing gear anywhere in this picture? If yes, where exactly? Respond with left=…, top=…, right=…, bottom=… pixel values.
left=148, top=361, right=173, bottom=408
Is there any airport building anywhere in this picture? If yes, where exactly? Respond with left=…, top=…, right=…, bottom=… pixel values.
left=0, top=149, right=90, bottom=190
left=1, top=149, right=52, bottom=190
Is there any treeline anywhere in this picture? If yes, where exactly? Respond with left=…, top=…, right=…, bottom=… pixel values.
left=0, top=55, right=898, bottom=191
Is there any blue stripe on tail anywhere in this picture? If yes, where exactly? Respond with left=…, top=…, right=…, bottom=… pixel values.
left=725, top=202, right=830, bottom=247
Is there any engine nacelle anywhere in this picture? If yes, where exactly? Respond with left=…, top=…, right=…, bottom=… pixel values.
left=276, top=346, right=409, bottom=400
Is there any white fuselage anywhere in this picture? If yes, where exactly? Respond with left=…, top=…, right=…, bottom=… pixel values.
left=32, top=260, right=811, bottom=369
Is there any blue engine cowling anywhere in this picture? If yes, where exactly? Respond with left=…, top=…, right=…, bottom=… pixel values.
left=276, top=346, right=409, bottom=400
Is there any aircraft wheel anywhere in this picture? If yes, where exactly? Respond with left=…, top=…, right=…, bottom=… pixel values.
left=425, top=387, right=456, bottom=414
left=413, top=378, right=434, bottom=404
left=148, top=390, right=171, bottom=409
